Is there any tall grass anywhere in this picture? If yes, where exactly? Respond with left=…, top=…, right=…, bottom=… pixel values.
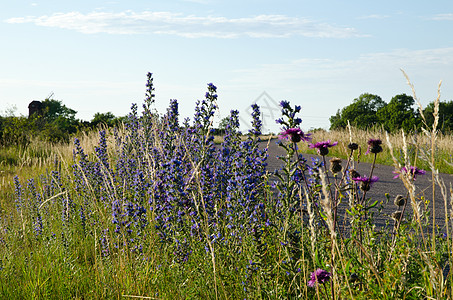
left=0, top=73, right=452, bottom=299
left=300, top=127, right=453, bottom=174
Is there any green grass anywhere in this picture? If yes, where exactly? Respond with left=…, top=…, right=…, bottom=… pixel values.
left=1, top=125, right=453, bottom=298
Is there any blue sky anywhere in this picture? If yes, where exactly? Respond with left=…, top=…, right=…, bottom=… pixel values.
left=1, top=0, right=453, bottom=132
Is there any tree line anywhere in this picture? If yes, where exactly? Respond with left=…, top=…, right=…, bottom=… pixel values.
left=3, top=92, right=452, bottom=147
left=329, top=93, right=453, bottom=133
left=0, top=98, right=124, bottom=146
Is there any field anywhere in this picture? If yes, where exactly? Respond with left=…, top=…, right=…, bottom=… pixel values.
left=1, top=79, right=452, bottom=299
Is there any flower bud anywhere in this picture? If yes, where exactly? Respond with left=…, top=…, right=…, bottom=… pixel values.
left=330, top=157, right=342, bottom=174
left=394, top=195, right=406, bottom=207
left=391, top=211, right=403, bottom=221
left=348, top=143, right=359, bottom=150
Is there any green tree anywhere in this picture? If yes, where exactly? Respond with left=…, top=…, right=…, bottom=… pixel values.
left=376, top=94, right=421, bottom=132
left=329, top=93, right=386, bottom=130
left=36, top=97, right=81, bottom=142
left=216, top=116, right=231, bottom=135
left=423, top=100, right=453, bottom=132
left=91, top=112, right=118, bottom=128
left=41, top=98, right=77, bottom=122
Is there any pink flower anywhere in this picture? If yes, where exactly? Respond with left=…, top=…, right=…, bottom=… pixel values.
left=352, top=175, right=379, bottom=191
left=308, top=268, right=331, bottom=287
left=366, top=138, right=383, bottom=154
left=393, top=166, right=426, bottom=180
left=309, top=140, right=338, bottom=156
left=279, top=128, right=312, bottom=143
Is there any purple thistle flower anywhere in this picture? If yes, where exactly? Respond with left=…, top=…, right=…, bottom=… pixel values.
left=308, top=268, right=331, bottom=287
left=279, top=128, right=312, bottom=143
left=309, top=140, right=338, bottom=156
left=352, top=175, right=379, bottom=191
left=393, top=166, right=426, bottom=180
left=366, top=138, right=383, bottom=154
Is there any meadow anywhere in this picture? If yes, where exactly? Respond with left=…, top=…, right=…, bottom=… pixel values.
left=0, top=74, right=452, bottom=299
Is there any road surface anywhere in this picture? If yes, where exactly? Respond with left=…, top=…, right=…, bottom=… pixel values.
left=263, top=139, right=453, bottom=231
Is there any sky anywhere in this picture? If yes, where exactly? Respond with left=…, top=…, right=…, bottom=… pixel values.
left=1, top=0, right=453, bottom=133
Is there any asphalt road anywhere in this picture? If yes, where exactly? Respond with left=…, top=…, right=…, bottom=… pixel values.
left=263, top=139, right=453, bottom=230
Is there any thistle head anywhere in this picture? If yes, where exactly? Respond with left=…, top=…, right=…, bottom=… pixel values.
left=348, top=142, right=359, bottom=151
left=366, top=138, right=383, bottom=154
left=329, top=157, right=342, bottom=174
left=309, top=140, right=338, bottom=156
left=308, top=268, right=331, bottom=287
left=279, top=128, right=311, bottom=143
left=394, top=194, right=406, bottom=207
left=352, top=175, right=379, bottom=191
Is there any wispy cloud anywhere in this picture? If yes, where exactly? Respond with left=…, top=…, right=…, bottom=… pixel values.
left=181, top=0, right=212, bottom=4
left=431, top=13, right=453, bottom=21
left=226, top=47, right=453, bottom=129
left=357, top=14, right=389, bottom=20
left=227, top=47, right=453, bottom=100
left=5, top=10, right=363, bottom=38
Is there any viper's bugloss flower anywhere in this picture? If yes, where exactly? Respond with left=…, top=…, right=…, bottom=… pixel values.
left=352, top=175, right=379, bottom=191
left=309, top=140, right=338, bottom=156
left=393, top=166, right=426, bottom=180
left=207, top=82, right=217, bottom=91
left=366, top=138, right=383, bottom=154
left=308, top=268, right=331, bottom=287
left=279, top=128, right=312, bottom=143
left=280, top=100, right=291, bottom=109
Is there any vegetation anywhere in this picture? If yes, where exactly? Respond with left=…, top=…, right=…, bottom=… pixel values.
left=0, top=73, right=452, bottom=299
left=330, top=92, right=453, bottom=133
left=0, top=97, right=123, bottom=147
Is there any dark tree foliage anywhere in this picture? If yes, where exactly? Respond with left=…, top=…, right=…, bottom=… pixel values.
left=376, top=94, right=421, bottom=133
left=91, top=112, right=121, bottom=128
left=41, top=98, right=77, bottom=122
left=329, top=93, right=386, bottom=130
left=330, top=93, right=425, bottom=133
left=423, top=100, right=453, bottom=133
left=1, top=98, right=123, bottom=146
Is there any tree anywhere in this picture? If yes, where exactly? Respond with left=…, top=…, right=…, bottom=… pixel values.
left=91, top=112, right=118, bottom=128
left=329, top=93, right=386, bottom=130
left=423, top=100, right=453, bottom=132
left=32, top=97, right=81, bottom=142
left=216, top=116, right=231, bottom=135
left=41, top=98, right=77, bottom=122
left=376, top=94, right=421, bottom=132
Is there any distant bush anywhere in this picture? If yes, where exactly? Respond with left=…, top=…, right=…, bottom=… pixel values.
left=0, top=99, right=126, bottom=146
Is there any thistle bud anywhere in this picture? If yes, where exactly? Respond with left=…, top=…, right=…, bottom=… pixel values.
left=394, top=195, right=406, bottom=207
left=391, top=211, right=403, bottom=221
left=348, top=143, right=359, bottom=151
left=330, top=157, right=342, bottom=174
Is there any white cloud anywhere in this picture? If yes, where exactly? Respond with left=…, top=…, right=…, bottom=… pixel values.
left=5, top=10, right=363, bottom=38
left=431, top=13, right=453, bottom=21
left=224, top=47, right=453, bottom=129
left=357, top=14, right=389, bottom=20
left=181, top=0, right=212, bottom=4
left=231, top=47, right=453, bottom=82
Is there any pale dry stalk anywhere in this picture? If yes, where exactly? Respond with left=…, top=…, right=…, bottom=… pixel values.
left=319, top=171, right=337, bottom=299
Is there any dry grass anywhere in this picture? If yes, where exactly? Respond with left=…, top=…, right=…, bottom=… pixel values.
left=299, top=127, right=453, bottom=173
